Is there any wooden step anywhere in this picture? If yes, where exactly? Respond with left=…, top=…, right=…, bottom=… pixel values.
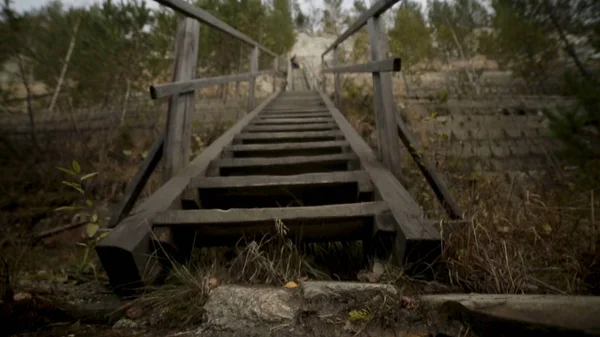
left=211, top=153, right=358, bottom=176
left=252, top=117, right=334, bottom=125
left=256, top=113, right=331, bottom=119
left=152, top=201, right=389, bottom=245
left=263, top=108, right=327, bottom=113
left=235, top=130, right=343, bottom=144
left=243, top=123, right=337, bottom=133
left=225, top=140, right=349, bottom=157
left=187, top=171, right=374, bottom=209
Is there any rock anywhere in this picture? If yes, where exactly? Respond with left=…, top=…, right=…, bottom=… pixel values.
left=302, top=281, right=397, bottom=302
left=126, top=306, right=143, bottom=319
left=201, top=285, right=300, bottom=333
left=13, top=292, right=32, bottom=302
left=113, top=318, right=139, bottom=329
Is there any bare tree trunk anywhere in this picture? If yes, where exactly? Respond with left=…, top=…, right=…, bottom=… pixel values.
left=443, top=17, right=480, bottom=95
left=16, top=55, right=41, bottom=152
left=120, top=79, right=131, bottom=126
left=48, top=17, right=81, bottom=115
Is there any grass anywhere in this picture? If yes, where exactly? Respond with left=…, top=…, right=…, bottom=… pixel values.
left=340, top=86, right=600, bottom=296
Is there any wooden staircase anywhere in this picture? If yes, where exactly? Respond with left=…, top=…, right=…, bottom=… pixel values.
left=97, top=90, right=441, bottom=291
left=96, top=0, right=459, bottom=293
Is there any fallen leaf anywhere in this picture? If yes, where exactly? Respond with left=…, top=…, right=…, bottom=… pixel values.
left=207, top=277, right=220, bottom=290
left=349, top=309, right=372, bottom=322
left=542, top=224, right=553, bottom=234
left=406, top=332, right=429, bottom=337
left=85, top=223, right=99, bottom=238
left=283, top=281, right=298, bottom=288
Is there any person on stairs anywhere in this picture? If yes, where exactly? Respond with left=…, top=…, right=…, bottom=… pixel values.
left=290, top=54, right=299, bottom=69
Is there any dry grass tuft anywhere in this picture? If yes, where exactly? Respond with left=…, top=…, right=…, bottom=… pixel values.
left=340, top=87, right=599, bottom=295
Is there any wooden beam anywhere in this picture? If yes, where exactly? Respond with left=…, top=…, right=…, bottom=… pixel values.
left=154, top=202, right=389, bottom=227
left=322, top=59, right=401, bottom=74
left=153, top=0, right=276, bottom=57
left=395, top=115, right=462, bottom=219
left=317, top=90, right=441, bottom=266
left=226, top=140, right=348, bottom=152
left=367, top=16, right=404, bottom=183
left=252, top=117, right=333, bottom=125
left=247, top=46, right=259, bottom=111
left=235, top=130, right=343, bottom=141
left=95, top=90, right=282, bottom=291
left=214, top=153, right=357, bottom=168
left=189, top=171, right=372, bottom=192
left=256, top=113, right=331, bottom=119
left=150, top=70, right=275, bottom=99
left=321, top=0, right=400, bottom=58
left=164, top=18, right=200, bottom=180
left=108, top=135, right=164, bottom=228
left=243, top=123, right=337, bottom=132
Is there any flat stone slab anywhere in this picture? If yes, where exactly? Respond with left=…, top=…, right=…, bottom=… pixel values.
left=200, top=285, right=300, bottom=334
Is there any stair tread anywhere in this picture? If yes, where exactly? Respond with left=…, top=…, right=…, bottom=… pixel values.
left=236, top=130, right=343, bottom=140
left=214, top=153, right=357, bottom=167
left=244, top=123, right=337, bottom=132
left=252, top=117, right=334, bottom=124
left=189, top=171, right=372, bottom=192
left=153, top=201, right=389, bottom=226
left=226, top=140, right=348, bottom=151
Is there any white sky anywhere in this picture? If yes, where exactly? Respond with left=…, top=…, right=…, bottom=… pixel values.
left=13, top=0, right=429, bottom=13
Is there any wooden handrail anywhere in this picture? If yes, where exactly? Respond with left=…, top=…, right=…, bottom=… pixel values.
left=321, top=0, right=401, bottom=58
left=322, top=59, right=401, bottom=74
left=154, top=0, right=277, bottom=57
left=150, top=70, right=278, bottom=99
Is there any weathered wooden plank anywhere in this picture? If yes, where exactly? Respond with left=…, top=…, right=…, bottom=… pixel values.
left=236, top=130, right=342, bottom=139
left=318, top=90, right=440, bottom=265
left=322, top=0, right=400, bottom=57
left=164, top=17, right=200, bottom=180
left=252, top=117, right=334, bottom=125
left=150, top=70, right=275, bottom=99
left=247, top=46, right=259, bottom=111
left=367, top=16, right=404, bottom=183
left=235, top=130, right=343, bottom=142
left=154, top=0, right=276, bottom=57
left=214, top=153, right=357, bottom=168
left=395, top=116, right=462, bottom=219
left=95, top=90, right=282, bottom=291
left=256, top=113, right=331, bottom=119
left=189, top=171, right=372, bottom=192
left=153, top=202, right=389, bottom=244
left=263, top=108, right=327, bottom=113
left=244, top=123, right=337, bottom=132
left=108, top=135, right=164, bottom=228
left=323, top=59, right=401, bottom=74
left=154, top=201, right=388, bottom=226
left=226, top=140, right=348, bottom=152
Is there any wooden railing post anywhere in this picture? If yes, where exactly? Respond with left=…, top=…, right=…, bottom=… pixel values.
left=366, top=15, right=404, bottom=183
left=321, top=58, right=326, bottom=92
left=248, top=45, right=259, bottom=111
left=164, top=17, right=200, bottom=180
left=273, top=56, right=278, bottom=94
left=333, top=47, right=342, bottom=110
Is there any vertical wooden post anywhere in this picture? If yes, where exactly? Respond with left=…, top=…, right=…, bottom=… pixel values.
left=164, top=17, right=200, bottom=180
left=273, top=56, right=279, bottom=94
left=367, top=16, right=404, bottom=182
left=247, top=45, right=259, bottom=111
left=321, top=58, right=326, bottom=92
left=333, top=46, right=342, bottom=111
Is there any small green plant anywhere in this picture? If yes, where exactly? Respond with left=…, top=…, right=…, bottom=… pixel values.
left=56, top=160, right=105, bottom=277
left=435, top=89, right=449, bottom=103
